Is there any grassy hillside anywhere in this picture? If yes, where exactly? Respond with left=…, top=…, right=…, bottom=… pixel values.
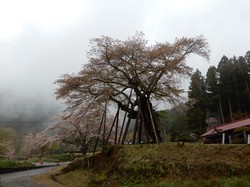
left=34, top=143, right=250, bottom=187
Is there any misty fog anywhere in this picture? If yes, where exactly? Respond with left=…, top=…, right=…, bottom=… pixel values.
left=1, top=0, right=250, bottom=136
left=0, top=92, right=63, bottom=134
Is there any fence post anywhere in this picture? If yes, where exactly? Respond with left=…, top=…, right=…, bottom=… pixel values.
left=248, top=134, right=250, bottom=144
left=222, top=133, right=225, bottom=144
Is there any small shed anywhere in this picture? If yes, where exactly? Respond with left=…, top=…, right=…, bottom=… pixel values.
left=201, top=118, right=250, bottom=144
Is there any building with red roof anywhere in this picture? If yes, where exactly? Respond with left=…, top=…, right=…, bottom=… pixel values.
left=201, top=118, right=250, bottom=144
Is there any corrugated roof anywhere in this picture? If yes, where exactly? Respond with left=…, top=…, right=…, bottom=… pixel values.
left=201, top=118, right=250, bottom=137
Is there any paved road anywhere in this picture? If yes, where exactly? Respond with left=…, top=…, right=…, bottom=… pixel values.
left=0, top=162, right=66, bottom=187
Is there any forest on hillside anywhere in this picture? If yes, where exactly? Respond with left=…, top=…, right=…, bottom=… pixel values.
left=163, top=51, right=250, bottom=140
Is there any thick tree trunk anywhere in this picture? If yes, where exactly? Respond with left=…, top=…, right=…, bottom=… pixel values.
left=117, top=93, right=164, bottom=144
left=219, top=100, right=225, bottom=124
left=80, top=144, right=89, bottom=155
left=235, top=83, right=241, bottom=112
left=246, top=80, right=250, bottom=101
left=228, top=97, right=233, bottom=122
left=137, top=95, right=163, bottom=143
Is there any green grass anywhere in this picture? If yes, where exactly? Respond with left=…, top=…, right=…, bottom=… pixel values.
left=157, top=175, right=250, bottom=187
left=33, top=143, right=250, bottom=187
left=0, top=159, right=34, bottom=168
left=33, top=171, right=250, bottom=187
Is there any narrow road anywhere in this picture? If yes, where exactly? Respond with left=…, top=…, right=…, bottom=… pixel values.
left=0, top=162, right=67, bottom=187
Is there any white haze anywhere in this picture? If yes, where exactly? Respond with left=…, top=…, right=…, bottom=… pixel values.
left=0, top=0, right=250, bottom=131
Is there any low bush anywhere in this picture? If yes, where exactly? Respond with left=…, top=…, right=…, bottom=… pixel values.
left=0, top=159, right=34, bottom=168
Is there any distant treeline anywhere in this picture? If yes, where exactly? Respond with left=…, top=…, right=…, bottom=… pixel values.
left=161, top=51, right=250, bottom=138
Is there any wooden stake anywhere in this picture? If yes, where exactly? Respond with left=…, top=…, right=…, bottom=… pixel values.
left=118, top=89, right=133, bottom=144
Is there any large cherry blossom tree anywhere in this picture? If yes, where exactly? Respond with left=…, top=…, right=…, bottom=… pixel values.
left=55, top=32, right=209, bottom=144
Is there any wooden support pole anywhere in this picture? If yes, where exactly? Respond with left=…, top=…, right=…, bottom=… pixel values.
left=115, top=107, right=120, bottom=144
left=146, top=98, right=159, bottom=143
left=106, top=106, right=119, bottom=145
left=118, top=110, right=128, bottom=144
left=137, top=115, right=143, bottom=144
left=93, top=104, right=106, bottom=154
left=102, top=102, right=107, bottom=149
left=121, top=110, right=133, bottom=145
left=118, top=89, right=133, bottom=144
left=132, top=112, right=139, bottom=144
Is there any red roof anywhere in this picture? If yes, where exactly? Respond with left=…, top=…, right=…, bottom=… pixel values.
left=201, top=118, right=250, bottom=137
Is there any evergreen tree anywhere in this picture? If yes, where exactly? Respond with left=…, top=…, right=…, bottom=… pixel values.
left=244, top=51, right=250, bottom=103
left=205, top=66, right=222, bottom=125
left=217, top=56, right=235, bottom=122
left=216, top=54, right=250, bottom=122
left=206, top=66, right=219, bottom=112
left=245, top=51, right=250, bottom=66
left=233, top=56, right=249, bottom=116
left=186, top=51, right=250, bottom=135
left=186, top=69, right=207, bottom=135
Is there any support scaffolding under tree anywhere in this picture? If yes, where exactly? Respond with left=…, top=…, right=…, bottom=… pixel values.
left=93, top=89, right=165, bottom=152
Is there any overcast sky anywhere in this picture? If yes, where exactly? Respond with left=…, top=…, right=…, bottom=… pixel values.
left=1, top=0, right=250, bottom=108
